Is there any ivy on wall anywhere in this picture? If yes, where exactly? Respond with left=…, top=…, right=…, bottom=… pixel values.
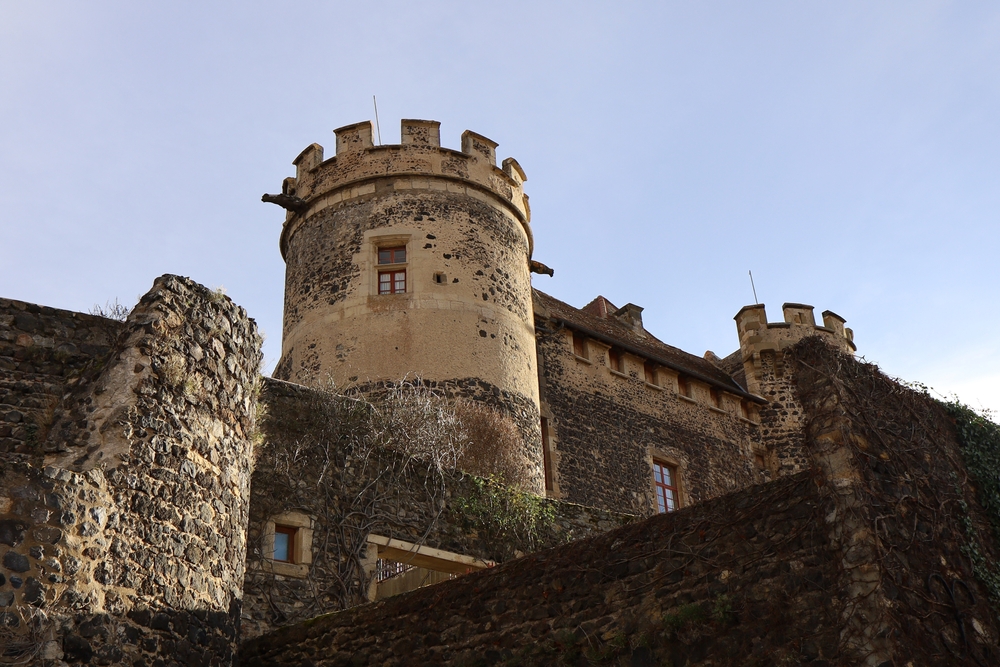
left=943, top=400, right=1000, bottom=607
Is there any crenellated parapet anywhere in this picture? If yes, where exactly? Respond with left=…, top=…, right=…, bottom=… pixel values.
left=277, top=119, right=532, bottom=259
left=735, top=302, right=854, bottom=396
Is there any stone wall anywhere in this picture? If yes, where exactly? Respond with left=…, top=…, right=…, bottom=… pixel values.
left=535, top=322, right=762, bottom=515
left=241, top=377, right=629, bottom=640
left=241, top=471, right=852, bottom=666
left=241, top=338, right=1000, bottom=666
left=0, top=275, right=261, bottom=666
left=0, top=298, right=118, bottom=454
left=734, top=303, right=855, bottom=476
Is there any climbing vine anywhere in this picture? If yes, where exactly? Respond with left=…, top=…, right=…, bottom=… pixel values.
left=942, top=400, right=1000, bottom=608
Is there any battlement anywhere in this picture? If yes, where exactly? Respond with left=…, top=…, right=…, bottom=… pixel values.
left=735, top=303, right=854, bottom=350
left=276, top=119, right=532, bottom=258
left=734, top=302, right=855, bottom=396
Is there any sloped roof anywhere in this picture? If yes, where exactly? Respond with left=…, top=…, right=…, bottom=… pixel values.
left=533, top=289, right=759, bottom=400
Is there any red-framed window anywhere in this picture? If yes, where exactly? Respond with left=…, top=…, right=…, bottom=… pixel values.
left=378, top=270, right=406, bottom=294
left=273, top=525, right=297, bottom=562
left=653, top=460, right=679, bottom=513
left=377, top=246, right=407, bottom=295
left=378, top=246, right=406, bottom=265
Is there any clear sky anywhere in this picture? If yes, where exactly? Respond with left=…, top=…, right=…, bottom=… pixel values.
left=2, top=2, right=998, bottom=415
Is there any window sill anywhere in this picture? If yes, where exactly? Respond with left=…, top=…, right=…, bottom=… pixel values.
left=573, top=355, right=592, bottom=364
left=708, top=406, right=728, bottom=415
left=253, top=560, right=310, bottom=579
left=609, top=369, right=628, bottom=378
left=677, top=395, right=697, bottom=404
left=644, top=382, right=663, bottom=391
left=738, top=416, right=760, bottom=426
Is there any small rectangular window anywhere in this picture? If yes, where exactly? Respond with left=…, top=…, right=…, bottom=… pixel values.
left=608, top=348, right=623, bottom=373
left=653, top=460, right=679, bottom=513
left=677, top=376, right=691, bottom=398
left=378, top=246, right=406, bottom=264
left=644, top=361, right=657, bottom=385
left=572, top=332, right=587, bottom=359
left=273, top=525, right=297, bottom=562
left=710, top=388, right=722, bottom=408
left=378, top=270, right=406, bottom=294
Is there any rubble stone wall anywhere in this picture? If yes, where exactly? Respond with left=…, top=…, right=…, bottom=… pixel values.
left=241, top=377, right=630, bottom=640
left=535, top=326, right=762, bottom=515
left=241, top=472, right=852, bottom=666
left=0, top=275, right=261, bottom=666
left=0, top=298, right=118, bottom=455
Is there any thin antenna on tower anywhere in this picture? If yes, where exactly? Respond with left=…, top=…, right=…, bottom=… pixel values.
left=749, top=270, right=759, bottom=305
left=373, top=95, right=382, bottom=145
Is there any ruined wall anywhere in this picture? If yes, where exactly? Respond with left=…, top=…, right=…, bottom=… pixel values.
left=0, top=275, right=261, bottom=666
left=271, top=119, right=542, bottom=492
left=241, top=378, right=629, bottom=640
left=735, top=303, right=855, bottom=476
left=0, top=299, right=118, bottom=454
left=535, top=324, right=762, bottom=515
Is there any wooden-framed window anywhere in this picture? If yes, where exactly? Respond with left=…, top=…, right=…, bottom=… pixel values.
left=677, top=376, right=691, bottom=398
left=377, top=246, right=407, bottom=295
left=572, top=331, right=588, bottom=359
left=378, top=246, right=406, bottom=265
left=378, top=270, right=406, bottom=294
left=653, top=460, right=679, bottom=513
left=608, top=348, right=624, bottom=373
left=644, top=361, right=657, bottom=385
left=272, top=525, right=297, bottom=562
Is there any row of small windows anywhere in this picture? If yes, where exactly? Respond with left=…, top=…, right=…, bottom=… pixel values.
left=572, top=330, right=754, bottom=421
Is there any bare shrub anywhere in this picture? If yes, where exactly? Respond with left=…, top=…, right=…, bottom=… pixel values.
left=453, top=400, right=532, bottom=489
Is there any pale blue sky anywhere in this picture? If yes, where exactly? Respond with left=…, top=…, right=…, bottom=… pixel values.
left=2, top=2, right=998, bottom=413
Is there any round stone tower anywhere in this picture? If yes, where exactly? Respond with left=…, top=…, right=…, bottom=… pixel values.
left=269, top=119, right=542, bottom=490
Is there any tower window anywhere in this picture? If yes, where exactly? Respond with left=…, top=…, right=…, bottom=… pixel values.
left=378, top=246, right=406, bottom=264
left=652, top=460, right=679, bottom=513
left=377, top=245, right=407, bottom=294
left=379, top=271, right=406, bottom=294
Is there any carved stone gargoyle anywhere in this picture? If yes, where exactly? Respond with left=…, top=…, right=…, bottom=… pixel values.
left=261, top=193, right=310, bottom=215
left=529, top=260, right=554, bottom=277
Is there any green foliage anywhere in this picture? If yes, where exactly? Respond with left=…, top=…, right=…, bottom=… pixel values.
left=663, top=603, right=707, bottom=633
left=452, top=475, right=557, bottom=559
left=943, top=400, right=1000, bottom=606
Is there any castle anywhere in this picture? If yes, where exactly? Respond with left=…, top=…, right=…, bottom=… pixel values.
left=1, top=119, right=998, bottom=666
